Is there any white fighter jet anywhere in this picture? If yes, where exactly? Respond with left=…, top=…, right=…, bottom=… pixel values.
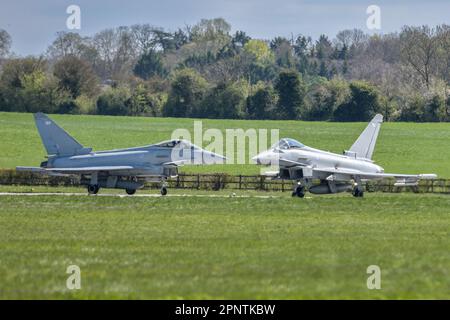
left=252, top=114, right=437, bottom=198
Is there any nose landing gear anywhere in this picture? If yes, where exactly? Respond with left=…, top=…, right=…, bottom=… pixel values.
left=352, top=188, right=364, bottom=197
left=352, top=179, right=364, bottom=197
left=87, top=184, right=99, bottom=195
left=292, top=184, right=305, bottom=198
left=160, top=178, right=168, bottom=196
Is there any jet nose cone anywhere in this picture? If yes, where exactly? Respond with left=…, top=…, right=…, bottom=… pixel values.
left=201, top=150, right=227, bottom=164
left=252, top=155, right=261, bottom=164
left=211, top=152, right=227, bottom=162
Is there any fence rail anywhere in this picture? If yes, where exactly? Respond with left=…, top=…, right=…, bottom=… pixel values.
left=0, top=169, right=449, bottom=194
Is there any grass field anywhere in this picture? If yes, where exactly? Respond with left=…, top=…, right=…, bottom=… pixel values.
left=1, top=112, right=449, bottom=177
left=0, top=189, right=449, bottom=299
left=0, top=112, right=449, bottom=300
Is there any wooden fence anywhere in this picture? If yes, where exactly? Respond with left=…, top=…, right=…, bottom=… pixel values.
left=0, top=169, right=449, bottom=194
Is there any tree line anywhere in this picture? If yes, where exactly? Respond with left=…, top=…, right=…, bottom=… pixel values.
left=0, top=18, right=449, bottom=122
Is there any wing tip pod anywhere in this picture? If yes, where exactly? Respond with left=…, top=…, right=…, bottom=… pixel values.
left=15, top=166, right=47, bottom=174
left=419, top=174, right=437, bottom=180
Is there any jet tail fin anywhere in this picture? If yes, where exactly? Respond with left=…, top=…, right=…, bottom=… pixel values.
left=34, top=113, right=92, bottom=156
left=347, top=114, right=383, bottom=160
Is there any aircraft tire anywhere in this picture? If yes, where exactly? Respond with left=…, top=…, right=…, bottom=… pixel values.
left=294, top=186, right=305, bottom=198
left=125, top=189, right=136, bottom=195
left=160, top=187, right=168, bottom=196
left=88, top=184, right=99, bottom=195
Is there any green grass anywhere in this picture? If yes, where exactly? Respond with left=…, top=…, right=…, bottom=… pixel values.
left=0, top=113, right=449, bottom=299
left=1, top=112, right=449, bottom=177
left=0, top=191, right=449, bottom=299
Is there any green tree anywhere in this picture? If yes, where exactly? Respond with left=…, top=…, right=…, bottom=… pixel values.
left=127, top=83, right=164, bottom=116
left=243, top=39, right=274, bottom=64
left=53, top=55, right=99, bottom=98
left=21, top=69, right=72, bottom=114
left=294, top=35, right=311, bottom=57
left=446, top=95, right=450, bottom=118
left=127, top=83, right=151, bottom=115
left=334, top=81, right=382, bottom=121
left=232, top=31, right=251, bottom=49
left=163, top=68, right=208, bottom=117
left=96, top=87, right=131, bottom=115
left=74, top=95, right=97, bottom=114
left=246, top=83, right=278, bottom=119
left=274, top=70, right=306, bottom=119
left=0, top=57, right=64, bottom=113
left=200, top=81, right=247, bottom=119
left=306, top=78, right=350, bottom=121
left=315, top=34, right=333, bottom=59
left=318, top=61, right=329, bottom=78
left=133, top=49, right=167, bottom=80
left=424, top=94, right=446, bottom=122
left=398, top=93, right=426, bottom=122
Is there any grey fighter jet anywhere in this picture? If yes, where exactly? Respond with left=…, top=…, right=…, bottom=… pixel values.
left=252, top=114, right=437, bottom=198
left=16, top=113, right=225, bottom=195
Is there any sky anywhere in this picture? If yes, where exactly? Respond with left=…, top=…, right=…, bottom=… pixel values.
left=1, top=0, right=449, bottom=56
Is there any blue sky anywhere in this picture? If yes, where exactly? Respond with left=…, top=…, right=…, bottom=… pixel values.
left=1, top=0, right=449, bottom=56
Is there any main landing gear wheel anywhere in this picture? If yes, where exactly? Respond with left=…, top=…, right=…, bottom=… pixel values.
left=160, top=187, right=168, bottom=196
left=125, top=189, right=136, bottom=195
left=87, top=184, right=99, bottom=195
left=292, top=185, right=305, bottom=198
left=352, top=188, right=364, bottom=197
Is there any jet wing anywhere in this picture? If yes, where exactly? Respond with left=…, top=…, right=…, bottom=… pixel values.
left=16, top=166, right=135, bottom=175
left=16, top=166, right=47, bottom=174
left=313, top=167, right=436, bottom=184
left=48, top=166, right=135, bottom=173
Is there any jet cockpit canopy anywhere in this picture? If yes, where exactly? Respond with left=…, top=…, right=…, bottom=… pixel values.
left=271, top=138, right=305, bottom=150
left=154, top=139, right=201, bottom=150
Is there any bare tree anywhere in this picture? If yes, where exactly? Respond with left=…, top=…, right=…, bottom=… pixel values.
left=436, top=25, right=450, bottom=84
left=400, top=26, right=439, bottom=89
left=435, top=25, right=450, bottom=116
left=92, top=27, right=138, bottom=80
left=190, top=18, right=231, bottom=42
left=47, top=32, right=85, bottom=59
left=115, top=26, right=138, bottom=70
left=0, top=29, right=12, bottom=58
left=365, top=33, right=401, bottom=64
left=334, top=29, right=368, bottom=58
left=131, top=24, right=157, bottom=53
left=93, top=28, right=117, bottom=79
